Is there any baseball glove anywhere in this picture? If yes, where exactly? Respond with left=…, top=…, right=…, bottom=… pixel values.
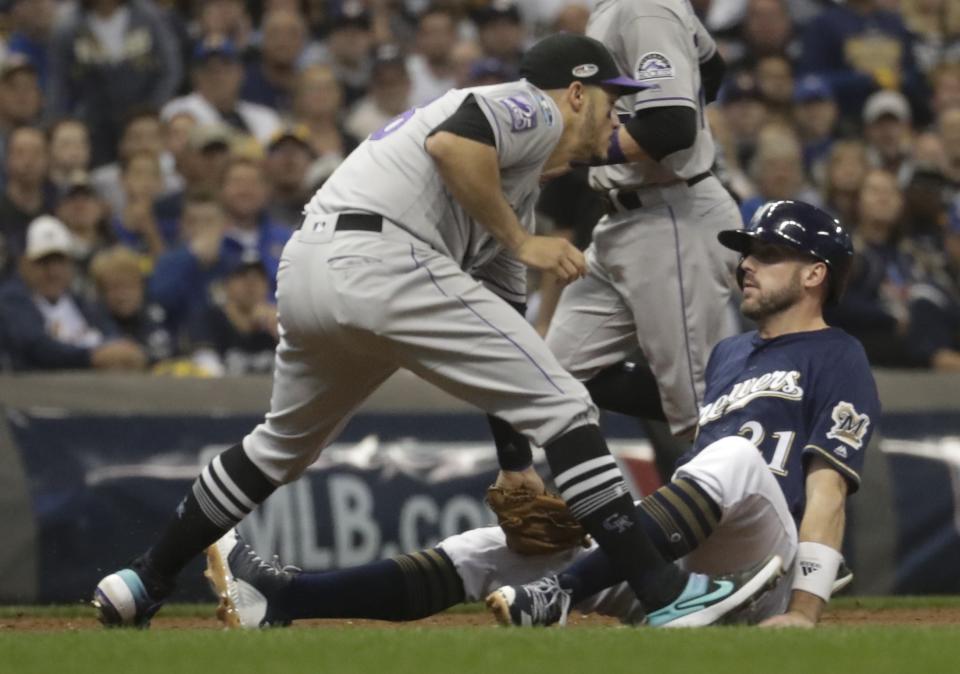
left=485, top=486, right=590, bottom=555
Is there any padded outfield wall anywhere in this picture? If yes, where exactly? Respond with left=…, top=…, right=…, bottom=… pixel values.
left=0, top=370, right=957, bottom=603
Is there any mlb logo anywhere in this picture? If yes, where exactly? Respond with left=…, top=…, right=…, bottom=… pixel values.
left=500, top=95, right=538, bottom=132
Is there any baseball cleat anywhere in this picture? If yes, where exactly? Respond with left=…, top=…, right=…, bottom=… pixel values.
left=92, top=567, right=167, bottom=628
left=832, top=560, right=853, bottom=595
left=205, top=528, right=298, bottom=628
left=646, top=554, right=784, bottom=628
left=486, top=575, right=572, bottom=627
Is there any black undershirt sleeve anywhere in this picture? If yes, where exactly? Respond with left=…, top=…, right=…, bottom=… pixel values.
left=428, top=95, right=496, bottom=146
left=699, top=51, right=726, bottom=104
left=622, top=106, right=697, bottom=161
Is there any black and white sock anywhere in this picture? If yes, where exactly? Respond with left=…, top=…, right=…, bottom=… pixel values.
left=143, top=443, right=277, bottom=588
left=544, top=425, right=687, bottom=611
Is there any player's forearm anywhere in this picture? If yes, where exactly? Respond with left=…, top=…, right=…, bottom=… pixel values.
left=426, top=132, right=528, bottom=251
left=788, top=463, right=848, bottom=624
left=797, top=466, right=846, bottom=548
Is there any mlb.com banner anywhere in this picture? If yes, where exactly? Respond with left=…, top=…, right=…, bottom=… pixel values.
left=4, top=405, right=960, bottom=602
left=878, top=413, right=960, bottom=595
left=6, top=410, right=655, bottom=603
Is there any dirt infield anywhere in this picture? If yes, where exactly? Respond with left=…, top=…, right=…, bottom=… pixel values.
left=3, top=605, right=959, bottom=632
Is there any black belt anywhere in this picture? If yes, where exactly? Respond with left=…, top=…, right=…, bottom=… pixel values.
left=336, top=213, right=383, bottom=232
left=613, top=171, right=712, bottom=212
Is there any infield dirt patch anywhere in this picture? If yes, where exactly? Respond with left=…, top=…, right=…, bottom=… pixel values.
left=3, top=605, right=958, bottom=632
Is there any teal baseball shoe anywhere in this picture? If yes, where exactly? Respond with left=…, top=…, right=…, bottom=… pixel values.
left=92, top=562, right=171, bottom=628
left=646, top=555, right=784, bottom=628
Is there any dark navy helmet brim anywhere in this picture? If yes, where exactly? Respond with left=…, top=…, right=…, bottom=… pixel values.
left=717, top=229, right=761, bottom=254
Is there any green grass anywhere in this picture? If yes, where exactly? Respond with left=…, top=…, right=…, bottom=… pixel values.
left=1, top=598, right=959, bottom=674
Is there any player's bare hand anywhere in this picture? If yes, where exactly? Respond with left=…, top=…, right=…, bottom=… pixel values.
left=759, top=611, right=816, bottom=629
left=495, top=467, right=546, bottom=495
left=515, top=236, right=586, bottom=285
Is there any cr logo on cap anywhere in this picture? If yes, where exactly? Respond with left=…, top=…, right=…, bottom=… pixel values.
left=572, top=63, right=599, bottom=78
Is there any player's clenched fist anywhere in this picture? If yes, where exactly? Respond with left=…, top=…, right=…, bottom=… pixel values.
left=514, top=235, right=586, bottom=285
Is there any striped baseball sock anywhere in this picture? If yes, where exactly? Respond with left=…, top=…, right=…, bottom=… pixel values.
left=559, top=477, right=722, bottom=603
left=144, top=443, right=277, bottom=583
left=544, top=425, right=686, bottom=611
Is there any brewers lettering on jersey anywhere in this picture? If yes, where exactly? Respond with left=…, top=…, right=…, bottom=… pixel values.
left=687, top=327, right=880, bottom=521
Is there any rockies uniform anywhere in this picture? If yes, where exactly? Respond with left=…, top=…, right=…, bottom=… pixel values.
left=546, top=0, right=743, bottom=436
left=250, top=81, right=582, bottom=478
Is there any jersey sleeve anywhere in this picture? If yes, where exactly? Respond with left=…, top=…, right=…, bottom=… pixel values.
left=801, top=340, right=881, bottom=493
left=692, top=14, right=717, bottom=63
left=472, top=89, right=561, bottom=169
left=618, top=8, right=699, bottom=112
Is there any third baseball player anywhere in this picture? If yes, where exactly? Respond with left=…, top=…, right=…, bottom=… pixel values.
left=547, top=0, right=742, bottom=437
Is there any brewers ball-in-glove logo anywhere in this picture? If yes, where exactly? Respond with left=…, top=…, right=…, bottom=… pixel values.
left=826, top=401, right=870, bottom=450
left=500, top=94, right=538, bottom=132
left=636, top=51, right=674, bottom=80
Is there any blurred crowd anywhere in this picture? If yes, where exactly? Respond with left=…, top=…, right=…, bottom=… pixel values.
left=0, top=0, right=957, bottom=376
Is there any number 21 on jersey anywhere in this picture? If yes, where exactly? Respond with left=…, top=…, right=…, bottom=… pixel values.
left=738, top=421, right=795, bottom=476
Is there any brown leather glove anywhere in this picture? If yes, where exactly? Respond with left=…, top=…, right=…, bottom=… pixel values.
left=485, top=486, right=591, bottom=555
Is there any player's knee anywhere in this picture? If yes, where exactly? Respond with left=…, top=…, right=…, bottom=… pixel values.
left=548, top=392, right=599, bottom=442
left=511, top=386, right=598, bottom=447
left=241, top=433, right=321, bottom=486
left=705, top=435, right=767, bottom=475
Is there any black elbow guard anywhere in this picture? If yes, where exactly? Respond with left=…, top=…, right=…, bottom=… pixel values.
left=623, top=106, right=697, bottom=161
left=700, top=51, right=726, bottom=104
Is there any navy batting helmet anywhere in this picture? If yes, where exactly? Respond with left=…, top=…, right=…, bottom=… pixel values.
left=717, top=200, right=854, bottom=304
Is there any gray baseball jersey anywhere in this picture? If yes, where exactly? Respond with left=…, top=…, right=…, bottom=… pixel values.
left=307, top=81, right=563, bottom=303
left=241, top=80, right=601, bottom=485
left=588, top=0, right=717, bottom=190
left=545, top=0, right=741, bottom=436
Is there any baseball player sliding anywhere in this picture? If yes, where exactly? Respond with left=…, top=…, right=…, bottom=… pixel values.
left=93, top=34, right=780, bottom=629
left=198, top=202, right=879, bottom=630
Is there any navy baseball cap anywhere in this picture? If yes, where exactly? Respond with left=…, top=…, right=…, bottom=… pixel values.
left=520, top=33, right=649, bottom=96
left=719, top=71, right=762, bottom=104
left=472, top=0, right=522, bottom=26
left=794, top=75, right=833, bottom=104
left=225, top=250, right=266, bottom=277
left=193, top=37, right=240, bottom=64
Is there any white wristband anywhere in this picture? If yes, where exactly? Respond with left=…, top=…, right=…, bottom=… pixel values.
left=791, top=541, right=842, bottom=602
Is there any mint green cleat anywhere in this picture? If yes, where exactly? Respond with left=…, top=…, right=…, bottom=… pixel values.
left=646, top=555, right=784, bottom=628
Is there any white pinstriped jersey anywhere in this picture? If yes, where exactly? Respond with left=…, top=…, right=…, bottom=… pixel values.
left=588, top=0, right=717, bottom=190
left=306, top=81, right=563, bottom=303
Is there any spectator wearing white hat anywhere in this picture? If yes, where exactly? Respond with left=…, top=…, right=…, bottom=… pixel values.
left=863, top=90, right=915, bottom=185
left=0, top=215, right=146, bottom=371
